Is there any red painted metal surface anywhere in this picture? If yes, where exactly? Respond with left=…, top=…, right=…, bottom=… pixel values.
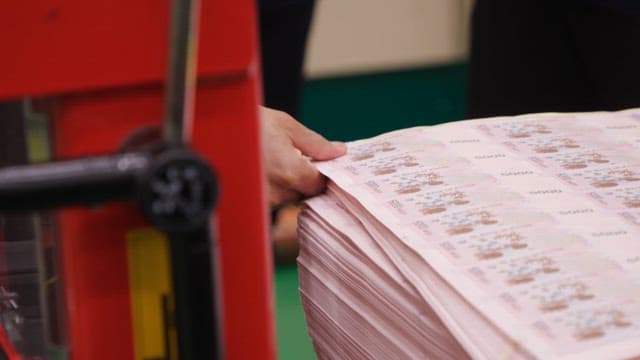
left=0, top=0, right=275, bottom=359
left=191, top=76, right=275, bottom=360
left=0, top=326, right=21, bottom=360
left=50, top=87, right=170, bottom=359
left=0, top=0, right=254, bottom=99
left=52, top=78, right=275, bottom=360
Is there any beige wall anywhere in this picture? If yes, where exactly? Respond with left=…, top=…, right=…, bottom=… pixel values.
left=304, top=0, right=472, bottom=78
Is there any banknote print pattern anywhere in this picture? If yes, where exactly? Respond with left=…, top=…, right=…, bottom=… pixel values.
left=317, top=110, right=640, bottom=357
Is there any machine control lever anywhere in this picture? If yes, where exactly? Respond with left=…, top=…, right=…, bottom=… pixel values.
left=0, top=148, right=217, bottom=233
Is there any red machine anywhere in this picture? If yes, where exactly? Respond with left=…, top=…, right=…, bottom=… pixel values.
left=0, top=0, right=275, bottom=359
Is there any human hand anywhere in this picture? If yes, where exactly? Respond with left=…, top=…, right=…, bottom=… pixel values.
left=262, top=107, right=347, bottom=207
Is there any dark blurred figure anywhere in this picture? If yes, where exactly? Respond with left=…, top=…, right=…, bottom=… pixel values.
left=258, top=0, right=317, bottom=263
left=468, top=0, right=640, bottom=118
left=258, top=0, right=315, bottom=118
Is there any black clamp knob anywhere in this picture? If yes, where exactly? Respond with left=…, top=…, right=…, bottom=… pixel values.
left=139, top=149, right=217, bottom=233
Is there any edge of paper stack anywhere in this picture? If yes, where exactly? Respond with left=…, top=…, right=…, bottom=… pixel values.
left=298, top=108, right=640, bottom=360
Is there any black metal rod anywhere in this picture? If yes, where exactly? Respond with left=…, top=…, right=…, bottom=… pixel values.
left=164, top=0, right=200, bottom=145
left=169, top=225, right=221, bottom=360
left=0, top=153, right=150, bottom=211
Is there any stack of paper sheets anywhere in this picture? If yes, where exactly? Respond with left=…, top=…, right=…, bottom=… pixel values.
left=298, top=109, right=640, bottom=359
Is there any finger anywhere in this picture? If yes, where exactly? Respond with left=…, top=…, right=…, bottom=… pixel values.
left=269, top=186, right=301, bottom=209
left=287, top=156, right=327, bottom=197
left=288, top=121, right=347, bottom=161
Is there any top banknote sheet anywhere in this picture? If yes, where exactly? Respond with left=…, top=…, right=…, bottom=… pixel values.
left=316, top=109, right=640, bottom=359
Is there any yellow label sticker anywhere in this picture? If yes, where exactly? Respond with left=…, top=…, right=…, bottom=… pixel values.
left=126, top=228, right=178, bottom=360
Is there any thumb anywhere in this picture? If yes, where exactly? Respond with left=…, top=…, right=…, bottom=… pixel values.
left=289, top=122, right=347, bottom=161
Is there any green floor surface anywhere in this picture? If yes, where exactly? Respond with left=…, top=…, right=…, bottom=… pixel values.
left=275, top=265, right=316, bottom=360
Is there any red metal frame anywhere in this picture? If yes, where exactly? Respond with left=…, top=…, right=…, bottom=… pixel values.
left=0, top=1, right=275, bottom=359
left=0, top=1, right=253, bottom=99
left=0, top=326, right=21, bottom=360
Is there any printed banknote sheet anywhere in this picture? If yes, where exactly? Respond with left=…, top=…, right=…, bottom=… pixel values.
left=312, top=108, right=640, bottom=359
